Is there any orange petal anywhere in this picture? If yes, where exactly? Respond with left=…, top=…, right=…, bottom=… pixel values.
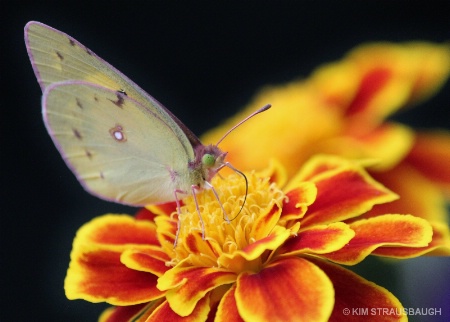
left=230, top=225, right=291, bottom=262
left=65, top=248, right=163, bottom=305
left=279, top=222, right=355, bottom=256
left=310, top=257, right=407, bottom=322
left=235, top=257, right=334, bottom=322
left=215, top=285, right=244, bottom=322
left=250, top=200, right=282, bottom=240
left=372, top=221, right=450, bottom=257
left=121, top=247, right=171, bottom=277
left=299, top=159, right=398, bottom=227
left=405, top=131, right=450, bottom=193
left=147, top=297, right=210, bottom=321
left=73, top=214, right=160, bottom=248
left=281, top=182, right=317, bottom=222
left=322, top=215, right=433, bottom=265
left=157, top=266, right=236, bottom=316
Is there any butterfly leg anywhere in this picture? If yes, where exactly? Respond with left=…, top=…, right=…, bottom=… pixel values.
left=173, top=189, right=186, bottom=247
left=204, top=181, right=230, bottom=224
left=191, top=185, right=206, bottom=239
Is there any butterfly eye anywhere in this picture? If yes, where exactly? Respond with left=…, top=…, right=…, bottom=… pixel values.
left=202, top=154, right=216, bottom=167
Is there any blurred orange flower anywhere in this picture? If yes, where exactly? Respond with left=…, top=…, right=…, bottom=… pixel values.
left=203, top=42, right=450, bottom=254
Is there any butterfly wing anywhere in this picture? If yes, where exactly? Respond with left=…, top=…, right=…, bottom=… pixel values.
left=25, top=21, right=201, bottom=152
left=43, top=81, right=192, bottom=206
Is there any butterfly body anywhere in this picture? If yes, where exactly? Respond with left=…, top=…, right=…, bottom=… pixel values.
left=26, top=21, right=226, bottom=207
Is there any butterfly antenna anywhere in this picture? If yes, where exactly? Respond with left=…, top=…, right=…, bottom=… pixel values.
left=216, top=104, right=271, bottom=146
left=225, top=162, right=248, bottom=221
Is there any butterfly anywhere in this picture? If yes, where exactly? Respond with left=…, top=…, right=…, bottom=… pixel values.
left=25, top=21, right=270, bottom=241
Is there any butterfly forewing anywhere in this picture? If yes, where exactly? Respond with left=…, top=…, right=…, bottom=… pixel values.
left=43, top=81, right=191, bottom=205
left=25, top=21, right=196, bottom=159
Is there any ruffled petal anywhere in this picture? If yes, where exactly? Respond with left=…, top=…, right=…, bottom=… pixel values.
left=218, top=225, right=291, bottom=273
left=65, top=248, right=163, bottom=305
left=100, top=301, right=162, bottom=322
left=279, top=222, right=355, bottom=256
left=310, top=257, right=407, bottom=322
left=147, top=297, right=210, bottom=321
left=321, top=215, right=433, bottom=265
left=74, top=214, right=160, bottom=248
left=121, top=247, right=171, bottom=276
left=280, top=182, right=317, bottom=223
left=235, top=257, right=334, bottom=322
left=372, top=221, right=450, bottom=257
left=295, top=156, right=398, bottom=227
left=215, top=285, right=244, bottom=322
left=157, top=265, right=236, bottom=316
left=250, top=200, right=282, bottom=240
left=65, top=215, right=164, bottom=305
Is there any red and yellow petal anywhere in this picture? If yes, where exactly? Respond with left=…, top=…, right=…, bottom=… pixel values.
left=100, top=301, right=163, bottom=322
left=279, top=222, right=355, bottom=256
left=147, top=297, right=210, bottom=321
left=65, top=248, right=163, bottom=305
left=215, top=285, right=244, bottom=322
left=157, top=265, right=236, bottom=316
left=372, top=221, right=450, bottom=257
left=121, top=247, right=171, bottom=277
left=321, top=215, right=433, bottom=265
left=297, top=157, right=398, bottom=227
left=74, top=214, right=160, bottom=248
left=65, top=215, right=165, bottom=305
left=250, top=200, right=282, bottom=240
left=310, top=257, right=407, bottom=322
left=405, top=130, right=450, bottom=193
left=280, top=181, right=317, bottom=223
left=218, top=225, right=291, bottom=273
left=235, top=257, right=334, bottom=322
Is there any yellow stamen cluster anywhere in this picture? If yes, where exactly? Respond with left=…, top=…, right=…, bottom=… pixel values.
left=172, top=172, right=286, bottom=267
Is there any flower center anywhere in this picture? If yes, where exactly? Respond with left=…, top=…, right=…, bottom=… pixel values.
left=169, top=171, right=286, bottom=270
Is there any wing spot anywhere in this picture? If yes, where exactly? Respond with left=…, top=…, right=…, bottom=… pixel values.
left=76, top=98, right=83, bottom=109
left=55, top=51, right=64, bottom=60
left=69, top=38, right=76, bottom=46
left=85, top=149, right=93, bottom=159
left=100, top=171, right=105, bottom=179
left=109, top=125, right=127, bottom=142
left=85, top=46, right=92, bottom=55
left=108, top=92, right=125, bottom=108
left=93, top=95, right=99, bottom=102
left=73, top=128, right=82, bottom=140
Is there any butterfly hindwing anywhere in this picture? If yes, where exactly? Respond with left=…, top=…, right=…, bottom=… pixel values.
left=43, top=81, right=191, bottom=205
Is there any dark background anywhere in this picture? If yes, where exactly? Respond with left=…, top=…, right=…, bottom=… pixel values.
left=2, top=1, right=449, bottom=321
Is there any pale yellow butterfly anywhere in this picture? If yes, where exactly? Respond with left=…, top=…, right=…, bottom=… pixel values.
left=25, top=21, right=270, bottom=240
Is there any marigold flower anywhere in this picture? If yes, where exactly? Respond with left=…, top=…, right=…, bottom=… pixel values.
left=202, top=41, right=450, bottom=255
left=65, top=156, right=434, bottom=321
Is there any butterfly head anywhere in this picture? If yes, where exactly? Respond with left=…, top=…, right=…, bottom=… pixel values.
left=191, top=145, right=227, bottom=183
